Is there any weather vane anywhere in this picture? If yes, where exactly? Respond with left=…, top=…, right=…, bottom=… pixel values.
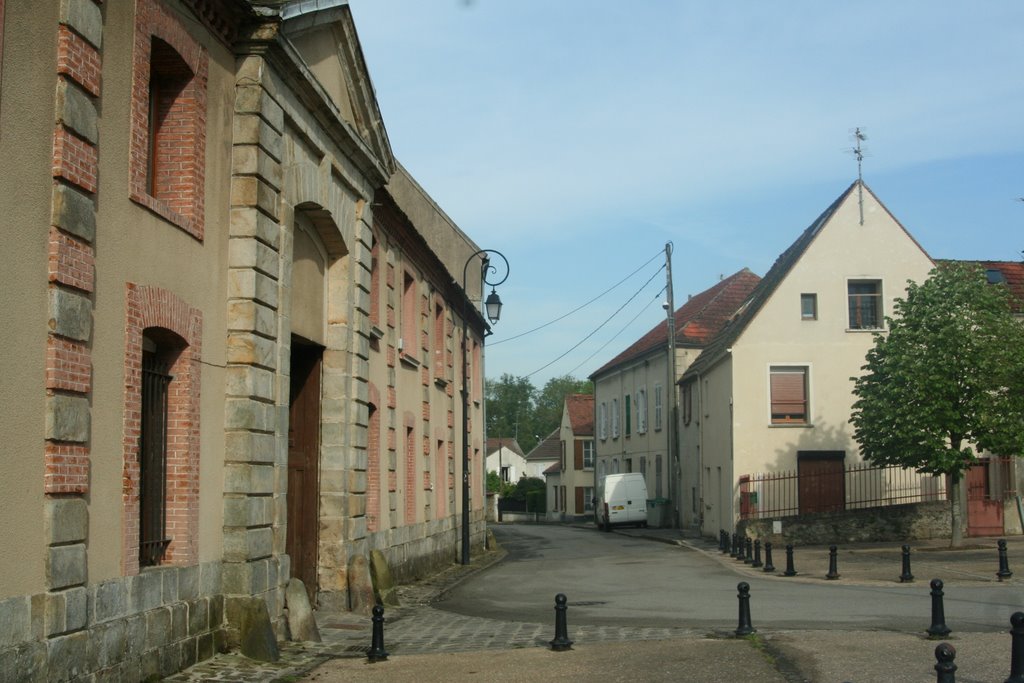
left=848, top=127, right=868, bottom=225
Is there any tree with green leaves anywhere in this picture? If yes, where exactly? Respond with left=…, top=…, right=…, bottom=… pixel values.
left=534, top=374, right=593, bottom=441
left=485, top=373, right=537, bottom=451
left=850, top=263, right=1024, bottom=546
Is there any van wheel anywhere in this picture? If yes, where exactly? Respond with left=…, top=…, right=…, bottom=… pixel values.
left=603, top=517, right=611, bottom=532
left=641, top=521, right=648, bottom=528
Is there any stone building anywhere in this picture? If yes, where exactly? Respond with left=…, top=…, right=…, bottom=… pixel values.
left=0, top=1, right=488, bottom=679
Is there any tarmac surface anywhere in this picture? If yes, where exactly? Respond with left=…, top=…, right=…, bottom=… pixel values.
left=166, top=526, right=1024, bottom=682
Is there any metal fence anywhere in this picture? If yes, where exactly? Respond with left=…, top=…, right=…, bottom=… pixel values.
left=738, top=462, right=949, bottom=520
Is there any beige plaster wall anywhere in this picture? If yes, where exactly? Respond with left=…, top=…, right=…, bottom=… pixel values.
left=688, top=360, right=735, bottom=534
left=0, top=1, right=61, bottom=599
left=86, top=0, right=234, bottom=580
left=730, top=191, right=932, bottom=478
left=593, top=353, right=671, bottom=498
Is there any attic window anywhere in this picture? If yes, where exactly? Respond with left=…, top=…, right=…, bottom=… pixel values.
left=986, top=269, right=1005, bottom=284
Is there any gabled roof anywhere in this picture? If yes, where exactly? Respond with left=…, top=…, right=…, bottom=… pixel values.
left=565, top=394, right=594, bottom=436
left=485, top=438, right=524, bottom=457
left=939, top=260, right=1024, bottom=314
left=590, top=268, right=762, bottom=379
left=682, top=181, right=927, bottom=382
left=525, top=429, right=560, bottom=462
left=543, top=461, right=561, bottom=475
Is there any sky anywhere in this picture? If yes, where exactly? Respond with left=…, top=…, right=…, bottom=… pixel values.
left=348, top=1, right=1024, bottom=387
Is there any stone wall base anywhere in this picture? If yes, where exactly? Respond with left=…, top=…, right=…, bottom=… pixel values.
left=0, top=562, right=227, bottom=683
left=737, top=501, right=952, bottom=546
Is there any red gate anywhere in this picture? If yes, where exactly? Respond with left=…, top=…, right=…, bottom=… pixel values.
left=966, top=460, right=1004, bottom=537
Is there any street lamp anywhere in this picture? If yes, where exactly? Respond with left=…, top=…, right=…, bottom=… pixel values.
left=461, top=249, right=509, bottom=565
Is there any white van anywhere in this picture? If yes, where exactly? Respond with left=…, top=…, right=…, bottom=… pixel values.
left=595, top=472, right=648, bottom=530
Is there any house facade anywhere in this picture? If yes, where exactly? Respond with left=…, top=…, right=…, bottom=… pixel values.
left=544, top=394, right=596, bottom=521
left=590, top=270, right=761, bottom=528
left=0, top=1, right=488, bottom=679
left=679, top=182, right=935, bottom=536
left=485, top=438, right=528, bottom=484
left=523, top=431, right=560, bottom=479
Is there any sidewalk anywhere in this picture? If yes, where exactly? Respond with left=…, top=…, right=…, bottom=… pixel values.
left=610, top=524, right=1024, bottom=586
left=168, top=526, right=1023, bottom=682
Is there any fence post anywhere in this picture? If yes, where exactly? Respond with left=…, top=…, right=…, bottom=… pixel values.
left=934, top=642, right=957, bottom=683
left=1007, top=611, right=1024, bottom=683
left=763, top=542, right=775, bottom=573
left=826, top=545, right=840, bottom=580
left=784, top=544, right=797, bottom=576
left=367, top=604, right=389, bottom=663
left=900, top=544, right=914, bottom=583
left=550, top=593, right=574, bottom=651
left=735, top=582, right=756, bottom=636
left=927, top=579, right=951, bottom=638
left=998, top=539, right=1014, bottom=581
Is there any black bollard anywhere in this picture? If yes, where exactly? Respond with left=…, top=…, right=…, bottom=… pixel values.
left=736, top=536, right=746, bottom=562
left=719, top=530, right=727, bottom=553
left=367, top=604, right=389, bottom=662
left=744, top=537, right=754, bottom=564
left=1007, top=611, right=1024, bottom=683
left=826, top=544, right=840, bottom=580
left=934, top=642, right=957, bottom=683
left=784, top=544, right=797, bottom=576
left=752, top=539, right=763, bottom=568
left=763, top=542, right=775, bottom=573
left=735, top=582, right=756, bottom=636
left=998, top=539, right=1014, bottom=581
left=900, top=544, right=915, bottom=583
left=549, top=593, right=574, bottom=651
left=927, top=578, right=952, bottom=637
left=731, top=533, right=739, bottom=558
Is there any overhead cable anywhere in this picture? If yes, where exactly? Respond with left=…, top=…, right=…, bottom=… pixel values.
left=564, top=287, right=666, bottom=377
left=488, top=249, right=664, bottom=347
left=523, top=264, right=666, bottom=379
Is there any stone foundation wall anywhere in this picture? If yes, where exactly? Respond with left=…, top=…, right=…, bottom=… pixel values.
left=737, top=501, right=952, bottom=546
left=0, top=562, right=226, bottom=683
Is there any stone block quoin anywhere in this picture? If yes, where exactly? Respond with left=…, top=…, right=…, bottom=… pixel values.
left=45, top=0, right=104, bottom=497
left=56, top=24, right=101, bottom=97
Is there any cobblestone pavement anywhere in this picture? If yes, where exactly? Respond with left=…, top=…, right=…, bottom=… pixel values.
left=166, top=526, right=1024, bottom=681
left=166, top=544, right=700, bottom=682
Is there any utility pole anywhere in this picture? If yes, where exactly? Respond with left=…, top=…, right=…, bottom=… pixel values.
left=665, top=242, right=679, bottom=528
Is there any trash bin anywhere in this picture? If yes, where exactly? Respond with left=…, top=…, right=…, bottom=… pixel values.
left=646, top=497, right=670, bottom=527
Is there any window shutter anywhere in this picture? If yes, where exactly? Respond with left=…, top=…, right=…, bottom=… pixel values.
left=770, top=370, right=806, bottom=419
left=574, top=441, right=583, bottom=469
left=575, top=487, right=585, bottom=514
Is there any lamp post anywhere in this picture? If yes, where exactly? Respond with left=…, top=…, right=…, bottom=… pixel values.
left=461, top=249, right=508, bottom=565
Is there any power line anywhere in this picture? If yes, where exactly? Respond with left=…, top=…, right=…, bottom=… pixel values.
left=523, top=263, right=666, bottom=379
left=564, top=287, right=666, bottom=377
left=488, top=249, right=664, bottom=347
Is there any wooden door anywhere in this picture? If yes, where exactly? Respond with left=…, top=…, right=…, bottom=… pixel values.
left=798, top=452, right=845, bottom=514
left=966, top=461, right=1003, bottom=537
left=287, top=339, right=322, bottom=603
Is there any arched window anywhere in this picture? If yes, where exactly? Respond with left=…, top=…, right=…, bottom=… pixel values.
left=139, top=329, right=185, bottom=566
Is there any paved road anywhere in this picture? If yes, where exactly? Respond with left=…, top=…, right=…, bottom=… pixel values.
left=437, top=524, right=1024, bottom=632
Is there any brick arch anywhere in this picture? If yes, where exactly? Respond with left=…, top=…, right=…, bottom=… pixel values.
left=128, top=0, right=208, bottom=238
left=122, top=283, right=202, bottom=575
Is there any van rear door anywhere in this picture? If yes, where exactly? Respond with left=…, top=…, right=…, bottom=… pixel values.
left=626, top=477, right=648, bottom=524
